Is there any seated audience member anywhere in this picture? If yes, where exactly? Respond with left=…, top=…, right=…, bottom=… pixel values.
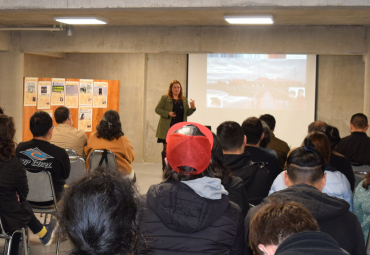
left=58, top=168, right=140, bottom=255
left=269, top=132, right=353, bottom=211
left=245, top=137, right=365, bottom=255
left=86, top=110, right=135, bottom=176
left=259, top=114, right=290, bottom=170
left=50, top=106, right=88, bottom=158
left=139, top=122, right=244, bottom=255
left=16, top=111, right=70, bottom=201
left=336, top=113, right=370, bottom=165
left=217, top=121, right=271, bottom=205
left=250, top=200, right=347, bottom=255
left=242, top=117, right=280, bottom=181
left=259, top=120, right=278, bottom=159
left=308, top=120, right=327, bottom=133
left=325, top=125, right=355, bottom=191
left=211, top=133, right=250, bottom=217
left=0, top=115, right=57, bottom=254
left=354, top=173, right=370, bottom=242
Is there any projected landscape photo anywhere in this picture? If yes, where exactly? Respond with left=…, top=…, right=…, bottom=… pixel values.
left=206, top=54, right=307, bottom=110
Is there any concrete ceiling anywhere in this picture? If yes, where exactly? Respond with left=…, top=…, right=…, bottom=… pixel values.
left=1, top=8, right=370, bottom=27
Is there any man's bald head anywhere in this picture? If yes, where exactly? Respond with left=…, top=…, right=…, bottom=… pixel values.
left=308, top=121, right=327, bottom=134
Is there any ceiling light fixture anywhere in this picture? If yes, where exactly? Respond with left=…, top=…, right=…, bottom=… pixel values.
left=224, top=15, right=273, bottom=25
left=54, top=17, right=108, bottom=25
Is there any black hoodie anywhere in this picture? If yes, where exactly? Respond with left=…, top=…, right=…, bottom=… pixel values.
left=275, top=231, right=349, bottom=255
left=244, top=184, right=365, bottom=255
left=139, top=180, right=244, bottom=255
left=224, top=153, right=272, bottom=205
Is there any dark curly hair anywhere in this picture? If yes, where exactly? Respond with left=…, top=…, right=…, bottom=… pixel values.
left=0, top=115, right=16, bottom=162
left=96, top=110, right=124, bottom=141
left=58, top=168, right=142, bottom=255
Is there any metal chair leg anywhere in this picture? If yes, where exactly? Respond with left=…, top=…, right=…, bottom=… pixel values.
left=3, top=239, right=8, bottom=255
left=43, top=214, right=49, bottom=225
left=6, top=236, right=12, bottom=255
left=22, top=229, right=28, bottom=255
left=56, top=236, right=60, bottom=255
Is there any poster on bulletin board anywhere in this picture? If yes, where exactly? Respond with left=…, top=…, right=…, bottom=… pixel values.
left=24, top=77, right=38, bottom=106
left=37, top=81, right=51, bottom=109
left=93, top=81, right=108, bottom=108
left=78, top=106, right=92, bottom=132
left=51, top=78, right=65, bottom=106
left=79, top=79, right=93, bottom=106
left=65, top=81, right=79, bottom=108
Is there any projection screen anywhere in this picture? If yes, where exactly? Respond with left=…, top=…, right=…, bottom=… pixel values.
left=187, top=54, right=317, bottom=148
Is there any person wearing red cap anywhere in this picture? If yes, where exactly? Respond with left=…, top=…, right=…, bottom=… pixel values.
left=139, top=122, right=244, bottom=255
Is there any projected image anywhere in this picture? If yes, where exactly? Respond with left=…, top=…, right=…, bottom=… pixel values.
left=207, top=54, right=307, bottom=110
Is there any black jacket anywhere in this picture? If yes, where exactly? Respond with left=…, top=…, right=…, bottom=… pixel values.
left=16, top=139, right=70, bottom=200
left=275, top=231, right=349, bottom=255
left=330, top=153, right=355, bottom=191
left=139, top=181, right=244, bottom=255
left=336, top=132, right=370, bottom=165
left=223, top=176, right=250, bottom=217
left=0, top=157, right=32, bottom=233
left=245, top=184, right=365, bottom=255
left=224, top=153, right=271, bottom=205
left=244, top=146, right=280, bottom=181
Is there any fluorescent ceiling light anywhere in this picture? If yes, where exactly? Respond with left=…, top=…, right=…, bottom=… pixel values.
left=54, top=17, right=108, bottom=25
left=224, top=15, right=273, bottom=25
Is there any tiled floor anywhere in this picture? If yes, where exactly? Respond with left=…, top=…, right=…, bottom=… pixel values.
left=0, top=163, right=163, bottom=255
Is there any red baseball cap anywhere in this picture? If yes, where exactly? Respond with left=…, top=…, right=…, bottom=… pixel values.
left=166, top=122, right=213, bottom=175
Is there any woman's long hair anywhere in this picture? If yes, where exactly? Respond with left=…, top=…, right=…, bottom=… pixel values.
left=96, top=110, right=124, bottom=141
left=0, top=115, right=16, bottom=162
left=166, top=80, right=185, bottom=100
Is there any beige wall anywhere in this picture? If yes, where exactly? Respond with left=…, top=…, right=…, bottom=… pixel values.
left=317, top=55, right=365, bottom=137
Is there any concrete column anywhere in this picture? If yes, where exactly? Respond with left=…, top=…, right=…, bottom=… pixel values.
left=0, top=32, right=24, bottom=143
left=364, top=26, right=370, bottom=119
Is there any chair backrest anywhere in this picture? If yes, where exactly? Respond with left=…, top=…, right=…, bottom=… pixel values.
left=65, top=149, right=78, bottom=157
left=25, top=170, right=57, bottom=206
left=89, top=149, right=117, bottom=171
left=66, top=157, right=87, bottom=186
left=352, top=165, right=370, bottom=173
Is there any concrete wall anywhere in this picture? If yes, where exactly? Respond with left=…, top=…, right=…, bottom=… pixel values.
left=317, top=55, right=365, bottom=137
left=23, top=53, right=187, bottom=162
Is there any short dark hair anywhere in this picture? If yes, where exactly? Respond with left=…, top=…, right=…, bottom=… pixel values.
left=30, top=111, right=53, bottom=137
left=216, top=121, right=244, bottom=152
left=259, top=114, right=276, bottom=131
left=0, top=107, right=4, bottom=114
left=260, top=121, right=271, bottom=148
left=54, top=106, right=70, bottom=124
left=241, top=117, right=263, bottom=145
left=96, top=110, right=124, bottom=141
left=58, top=168, right=141, bottom=255
left=325, top=125, right=341, bottom=151
left=249, top=200, right=319, bottom=255
left=287, top=138, right=325, bottom=185
left=307, top=121, right=327, bottom=133
left=351, top=113, right=368, bottom=129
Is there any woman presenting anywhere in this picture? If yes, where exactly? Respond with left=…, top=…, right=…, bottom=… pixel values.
left=155, top=80, right=196, bottom=170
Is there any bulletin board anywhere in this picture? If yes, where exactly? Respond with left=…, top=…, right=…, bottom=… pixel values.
left=22, top=77, right=120, bottom=142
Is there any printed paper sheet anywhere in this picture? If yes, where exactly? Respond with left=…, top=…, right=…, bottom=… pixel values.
left=24, top=77, right=38, bottom=106
left=78, top=106, right=92, bottom=132
left=37, top=81, right=51, bottom=109
left=79, top=79, right=93, bottom=106
left=65, top=81, right=79, bottom=108
left=51, top=78, right=65, bottom=106
left=93, top=82, right=108, bottom=108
